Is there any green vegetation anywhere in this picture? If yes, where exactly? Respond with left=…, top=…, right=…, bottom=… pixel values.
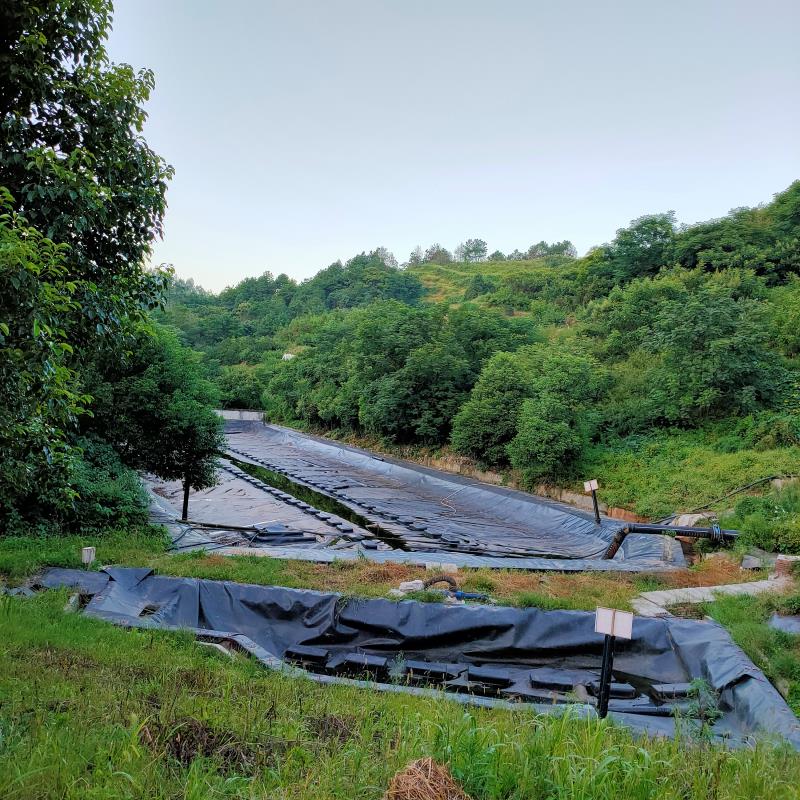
left=721, top=484, right=800, bottom=554
left=3, top=590, right=798, bottom=799
left=159, top=182, right=800, bottom=529
left=576, top=427, right=800, bottom=519
left=705, top=591, right=800, bottom=715
left=0, top=1, right=222, bottom=534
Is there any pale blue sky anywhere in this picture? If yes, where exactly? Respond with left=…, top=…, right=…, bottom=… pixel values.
left=107, top=1, right=800, bottom=291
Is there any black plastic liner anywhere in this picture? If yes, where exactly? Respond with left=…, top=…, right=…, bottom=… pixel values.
left=40, top=567, right=800, bottom=747
left=223, top=420, right=685, bottom=568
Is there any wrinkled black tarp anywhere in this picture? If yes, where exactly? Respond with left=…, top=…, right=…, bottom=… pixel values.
left=223, top=420, right=684, bottom=568
left=41, top=567, right=799, bottom=747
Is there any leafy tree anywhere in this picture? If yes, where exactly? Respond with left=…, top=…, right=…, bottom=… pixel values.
left=450, top=352, right=532, bottom=464
left=372, top=246, right=398, bottom=268
left=0, top=193, right=90, bottom=529
left=506, top=395, right=583, bottom=481
left=488, top=250, right=506, bottom=261
left=424, top=243, right=453, bottom=265
left=218, top=364, right=269, bottom=409
left=646, top=281, right=784, bottom=423
left=451, top=344, right=601, bottom=472
left=527, top=240, right=577, bottom=259
left=600, top=213, right=677, bottom=282
left=770, top=278, right=800, bottom=357
left=88, top=325, right=224, bottom=520
left=407, top=246, right=424, bottom=265
left=463, top=273, right=497, bottom=300
left=672, top=182, right=800, bottom=283
left=1, top=0, right=174, bottom=351
left=455, top=239, right=488, bottom=263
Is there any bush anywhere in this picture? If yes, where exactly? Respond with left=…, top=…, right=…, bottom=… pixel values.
left=723, top=484, right=800, bottom=553
left=67, top=438, right=149, bottom=532
left=506, top=396, right=584, bottom=482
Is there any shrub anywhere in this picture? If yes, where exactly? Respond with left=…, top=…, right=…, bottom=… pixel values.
left=723, top=484, right=800, bottom=553
left=67, top=438, right=149, bottom=532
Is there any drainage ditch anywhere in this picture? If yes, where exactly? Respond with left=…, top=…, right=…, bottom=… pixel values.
left=229, top=456, right=410, bottom=551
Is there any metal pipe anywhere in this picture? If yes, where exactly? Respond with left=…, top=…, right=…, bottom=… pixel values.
left=626, top=523, right=738, bottom=539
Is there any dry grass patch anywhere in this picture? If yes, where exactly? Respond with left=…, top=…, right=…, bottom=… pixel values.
left=384, top=758, right=472, bottom=800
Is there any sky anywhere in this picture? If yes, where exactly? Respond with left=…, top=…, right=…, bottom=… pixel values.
left=106, top=0, right=800, bottom=292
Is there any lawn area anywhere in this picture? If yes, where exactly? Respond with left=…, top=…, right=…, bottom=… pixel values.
left=2, top=587, right=800, bottom=800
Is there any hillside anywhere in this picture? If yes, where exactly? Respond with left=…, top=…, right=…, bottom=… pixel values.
left=159, top=181, right=800, bottom=536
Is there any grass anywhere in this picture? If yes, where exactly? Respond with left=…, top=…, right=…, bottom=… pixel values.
left=577, top=429, right=800, bottom=519
left=703, top=591, right=800, bottom=716
left=2, top=589, right=800, bottom=799
left=0, top=528, right=769, bottom=611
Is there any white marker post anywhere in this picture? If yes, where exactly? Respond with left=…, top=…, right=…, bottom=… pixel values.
left=584, top=478, right=601, bottom=524
left=81, top=546, right=96, bottom=570
left=594, top=607, right=634, bottom=718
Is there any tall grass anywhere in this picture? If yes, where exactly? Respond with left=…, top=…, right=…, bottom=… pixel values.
left=0, top=590, right=798, bottom=799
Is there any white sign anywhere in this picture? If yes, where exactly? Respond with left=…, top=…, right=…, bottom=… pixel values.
left=584, top=479, right=599, bottom=493
left=595, top=607, right=633, bottom=640
left=81, top=546, right=96, bottom=566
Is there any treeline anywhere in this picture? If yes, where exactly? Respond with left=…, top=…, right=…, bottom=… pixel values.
left=1, top=2, right=222, bottom=534
left=162, top=181, right=800, bottom=488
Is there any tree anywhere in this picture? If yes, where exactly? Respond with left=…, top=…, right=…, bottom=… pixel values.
left=527, top=240, right=577, bottom=259
left=0, top=192, right=90, bottom=528
left=463, top=273, right=496, bottom=300
left=0, top=0, right=173, bottom=353
left=451, top=344, right=601, bottom=471
left=450, top=352, right=531, bottom=464
left=88, top=325, right=224, bottom=520
left=603, top=213, right=676, bottom=281
left=457, top=239, right=487, bottom=263
left=488, top=250, right=506, bottom=261
left=407, top=246, right=424, bottom=266
left=424, top=243, right=453, bottom=265
left=646, top=280, right=784, bottom=423
left=506, top=395, right=583, bottom=481
left=359, top=340, right=472, bottom=443
left=372, top=247, right=398, bottom=268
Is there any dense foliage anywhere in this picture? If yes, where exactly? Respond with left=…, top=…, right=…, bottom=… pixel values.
left=0, top=1, right=219, bottom=534
left=162, top=181, right=800, bottom=500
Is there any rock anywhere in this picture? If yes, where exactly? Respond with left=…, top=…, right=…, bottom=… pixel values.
left=740, top=555, right=762, bottom=570
left=775, top=555, right=800, bottom=577
left=673, top=513, right=712, bottom=528
left=398, top=580, right=425, bottom=592
left=387, top=589, right=407, bottom=599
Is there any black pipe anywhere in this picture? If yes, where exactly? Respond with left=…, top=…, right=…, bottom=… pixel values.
left=626, top=523, right=738, bottom=539
left=603, top=522, right=739, bottom=560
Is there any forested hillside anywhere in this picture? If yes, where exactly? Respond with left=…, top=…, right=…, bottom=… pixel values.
left=161, top=183, right=800, bottom=525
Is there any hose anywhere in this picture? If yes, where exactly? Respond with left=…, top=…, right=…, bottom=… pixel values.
left=423, top=575, right=459, bottom=591
left=656, top=473, right=799, bottom=524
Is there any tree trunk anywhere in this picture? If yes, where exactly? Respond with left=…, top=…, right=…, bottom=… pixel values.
left=182, top=477, right=190, bottom=521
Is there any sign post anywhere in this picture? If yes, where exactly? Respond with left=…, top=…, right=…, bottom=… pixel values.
left=81, top=546, right=96, bottom=570
left=594, top=607, right=634, bottom=718
left=584, top=479, right=601, bottom=524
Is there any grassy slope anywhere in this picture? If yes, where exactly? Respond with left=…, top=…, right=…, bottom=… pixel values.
left=5, top=528, right=783, bottom=795
left=2, top=555, right=800, bottom=798
left=408, top=258, right=550, bottom=305
left=578, top=432, right=800, bottom=519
